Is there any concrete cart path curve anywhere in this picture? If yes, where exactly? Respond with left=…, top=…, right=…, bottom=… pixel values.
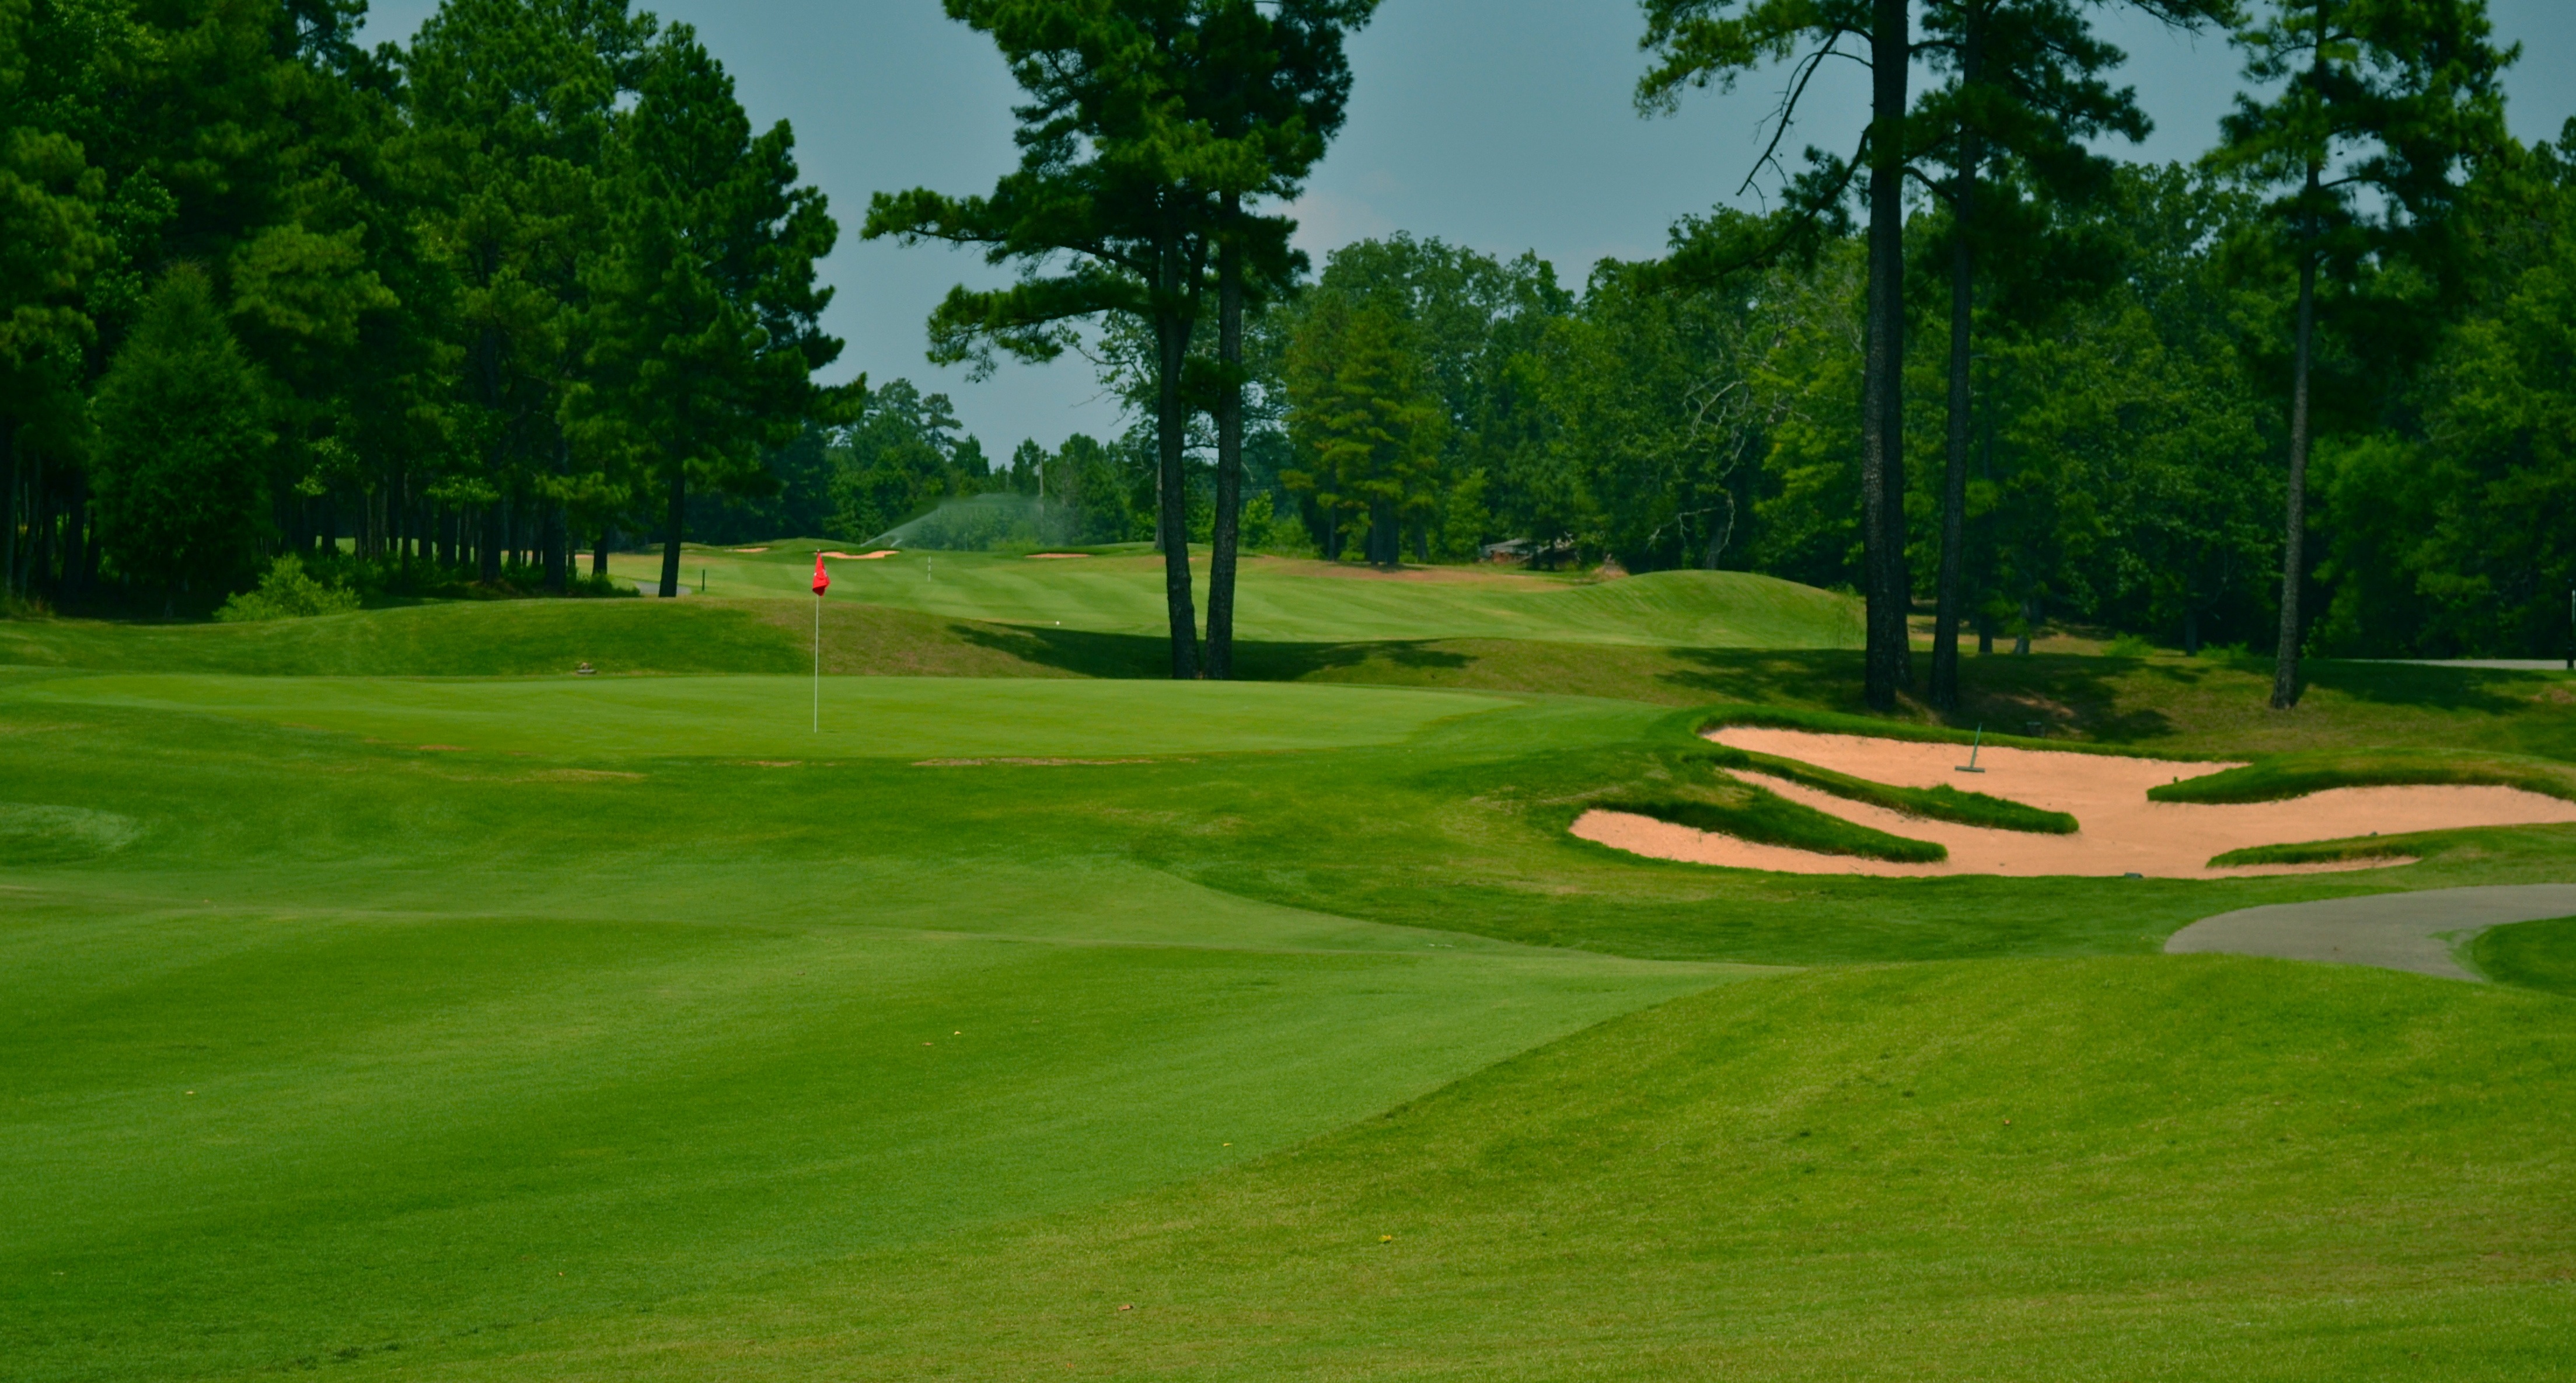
left=2166, top=884, right=2576, bottom=981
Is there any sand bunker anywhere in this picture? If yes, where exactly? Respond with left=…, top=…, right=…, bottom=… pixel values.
left=728, top=546, right=770, bottom=553
left=818, top=549, right=899, bottom=560
left=1570, top=727, right=2576, bottom=879
left=1027, top=552, right=1092, bottom=560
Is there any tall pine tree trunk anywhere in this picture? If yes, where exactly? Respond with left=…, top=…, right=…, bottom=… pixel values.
left=1153, top=234, right=1200, bottom=680
left=658, top=462, right=685, bottom=598
left=1861, top=0, right=1913, bottom=711
left=4, top=420, right=18, bottom=600
left=1206, top=196, right=1245, bottom=681
left=61, top=475, right=85, bottom=599
left=544, top=435, right=569, bottom=594
left=1932, top=9, right=1982, bottom=713
left=2273, top=243, right=2317, bottom=709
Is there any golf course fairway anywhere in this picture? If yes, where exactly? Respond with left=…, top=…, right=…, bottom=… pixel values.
left=6, top=591, right=2574, bottom=1380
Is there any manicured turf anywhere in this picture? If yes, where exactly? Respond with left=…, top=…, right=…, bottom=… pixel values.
left=608, top=544, right=1868, bottom=648
left=2472, top=915, right=2576, bottom=996
left=4, top=673, right=1510, bottom=759
left=406, top=958, right=2576, bottom=1381
left=5, top=581, right=2575, bottom=1379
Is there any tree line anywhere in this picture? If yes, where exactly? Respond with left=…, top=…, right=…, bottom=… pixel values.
left=875, top=0, right=2557, bottom=703
left=5, top=0, right=2566, bottom=709
left=1, top=0, right=837, bottom=610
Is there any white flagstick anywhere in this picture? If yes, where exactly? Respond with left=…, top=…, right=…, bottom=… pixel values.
left=812, top=590, right=822, bottom=733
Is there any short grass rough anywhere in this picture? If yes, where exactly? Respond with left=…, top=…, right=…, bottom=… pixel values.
left=2471, top=915, right=2576, bottom=997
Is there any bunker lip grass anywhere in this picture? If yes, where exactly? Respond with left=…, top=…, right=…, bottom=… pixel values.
left=1567, top=726, right=2576, bottom=878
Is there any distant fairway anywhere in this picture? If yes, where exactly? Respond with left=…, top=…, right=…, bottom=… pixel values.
left=6, top=580, right=2576, bottom=1379
left=8, top=673, right=1510, bottom=759
left=609, top=544, right=1866, bottom=648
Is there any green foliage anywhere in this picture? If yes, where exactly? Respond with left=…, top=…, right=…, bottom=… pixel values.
left=215, top=553, right=362, bottom=622
left=574, top=24, right=840, bottom=594
left=2469, top=914, right=2576, bottom=996
left=826, top=379, right=989, bottom=540
left=2313, top=134, right=2576, bottom=657
left=1282, top=293, right=1445, bottom=563
left=89, top=266, right=274, bottom=597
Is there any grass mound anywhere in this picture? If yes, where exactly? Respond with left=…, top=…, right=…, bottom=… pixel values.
left=285, top=957, right=2576, bottom=1379
left=1603, top=779, right=1949, bottom=863
left=2471, top=915, right=2576, bottom=996
left=1701, top=736, right=2079, bottom=834
left=610, top=546, right=1868, bottom=649
left=2149, top=747, right=2576, bottom=804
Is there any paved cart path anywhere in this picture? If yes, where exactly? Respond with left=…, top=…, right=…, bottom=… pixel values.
left=2166, top=884, right=2576, bottom=981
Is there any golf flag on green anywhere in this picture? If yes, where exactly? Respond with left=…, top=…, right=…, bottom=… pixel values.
left=811, top=554, right=826, bottom=731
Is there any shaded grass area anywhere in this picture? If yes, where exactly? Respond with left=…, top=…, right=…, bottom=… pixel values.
left=9, top=600, right=2575, bottom=767
left=2152, top=747, right=2576, bottom=804
left=338, top=957, right=2576, bottom=1381
left=2471, top=915, right=2576, bottom=997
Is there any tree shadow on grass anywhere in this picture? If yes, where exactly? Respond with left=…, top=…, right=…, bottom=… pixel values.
left=949, top=622, right=1476, bottom=682
left=1658, top=649, right=2177, bottom=743
left=2301, top=659, right=2548, bottom=715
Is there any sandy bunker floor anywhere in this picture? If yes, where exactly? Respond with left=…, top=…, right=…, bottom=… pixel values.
left=1572, top=727, right=2576, bottom=879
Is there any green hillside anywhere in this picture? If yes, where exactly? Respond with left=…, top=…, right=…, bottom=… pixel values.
left=608, top=545, right=1867, bottom=648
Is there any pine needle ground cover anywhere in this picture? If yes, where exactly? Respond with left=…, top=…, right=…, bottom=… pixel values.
left=5, top=593, right=2574, bottom=1380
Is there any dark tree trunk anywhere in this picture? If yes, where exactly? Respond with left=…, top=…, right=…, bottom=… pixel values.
left=1152, top=236, right=1200, bottom=680
left=2273, top=239, right=2318, bottom=709
left=1205, top=195, right=1244, bottom=681
left=61, top=477, right=86, bottom=599
left=658, top=464, right=685, bottom=598
left=3, top=420, right=18, bottom=598
left=543, top=434, right=568, bottom=594
left=2184, top=605, right=2201, bottom=657
left=1369, top=503, right=1398, bottom=566
left=1932, top=6, right=1982, bottom=713
left=479, top=501, right=502, bottom=583
left=1861, top=0, right=1914, bottom=711
left=592, top=528, right=609, bottom=578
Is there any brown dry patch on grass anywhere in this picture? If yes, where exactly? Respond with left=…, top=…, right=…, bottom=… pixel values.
left=912, top=757, right=1152, bottom=768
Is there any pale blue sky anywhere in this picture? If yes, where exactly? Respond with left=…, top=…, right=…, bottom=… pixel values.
left=361, top=0, right=2576, bottom=455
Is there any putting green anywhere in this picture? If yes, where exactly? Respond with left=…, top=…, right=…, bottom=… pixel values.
left=612, top=546, right=1864, bottom=649
left=4, top=673, right=1513, bottom=759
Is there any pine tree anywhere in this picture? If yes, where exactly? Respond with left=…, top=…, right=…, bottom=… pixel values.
left=2211, top=0, right=2512, bottom=707
left=571, top=25, right=840, bottom=599
left=89, top=266, right=275, bottom=605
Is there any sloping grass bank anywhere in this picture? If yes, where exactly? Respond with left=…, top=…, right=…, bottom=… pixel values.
left=2152, top=746, right=2576, bottom=804
left=355, top=957, right=2576, bottom=1380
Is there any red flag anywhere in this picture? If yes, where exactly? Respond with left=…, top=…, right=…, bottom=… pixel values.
left=811, top=552, right=830, bottom=596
